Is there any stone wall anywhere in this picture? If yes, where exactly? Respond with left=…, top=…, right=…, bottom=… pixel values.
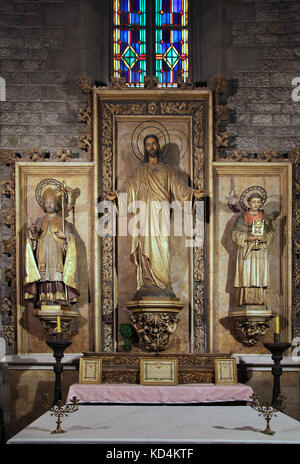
left=0, top=0, right=106, bottom=154
left=0, top=1, right=299, bottom=157
left=200, top=0, right=300, bottom=153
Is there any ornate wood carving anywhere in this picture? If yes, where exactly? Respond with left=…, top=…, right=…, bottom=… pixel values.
left=130, top=311, right=181, bottom=352
left=77, top=76, right=93, bottom=160
left=1, top=208, right=14, bottom=226
left=27, top=149, right=44, bottom=162
left=1, top=179, right=14, bottom=196
left=0, top=151, right=17, bottom=348
left=177, top=75, right=193, bottom=89
left=144, top=76, right=158, bottom=89
left=56, top=149, right=72, bottom=162
left=109, top=76, right=127, bottom=89
left=233, top=321, right=270, bottom=347
left=212, top=76, right=229, bottom=156
left=1, top=297, right=15, bottom=345
left=0, top=75, right=299, bottom=354
left=1, top=325, right=15, bottom=346
left=292, top=149, right=300, bottom=338
left=84, top=352, right=230, bottom=384
left=217, top=149, right=291, bottom=162
left=158, top=100, right=206, bottom=352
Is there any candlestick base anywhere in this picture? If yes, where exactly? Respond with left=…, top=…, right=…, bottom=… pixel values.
left=264, top=341, right=291, bottom=408
left=46, top=338, right=72, bottom=406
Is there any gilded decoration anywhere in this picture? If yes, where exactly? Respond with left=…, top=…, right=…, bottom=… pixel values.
left=97, top=91, right=207, bottom=353
left=0, top=150, right=17, bottom=349
left=12, top=162, right=94, bottom=354
left=77, top=76, right=93, bottom=160
left=109, top=76, right=127, bottom=89
left=82, top=352, right=229, bottom=383
left=292, top=149, right=300, bottom=339
left=213, top=163, right=293, bottom=349
left=212, top=76, right=229, bottom=153
left=177, top=75, right=193, bottom=90
left=233, top=321, right=270, bottom=347
left=1, top=75, right=299, bottom=355
left=144, top=76, right=159, bottom=89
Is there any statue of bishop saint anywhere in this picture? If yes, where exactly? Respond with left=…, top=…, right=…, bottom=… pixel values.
left=24, top=184, right=80, bottom=308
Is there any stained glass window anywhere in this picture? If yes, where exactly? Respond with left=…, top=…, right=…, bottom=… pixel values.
left=113, top=0, right=146, bottom=87
left=155, top=0, right=188, bottom=87
left=113, top=0, right=189, bottom=88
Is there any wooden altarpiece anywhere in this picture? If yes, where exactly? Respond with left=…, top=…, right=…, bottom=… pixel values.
left=1, top=77, right=299, bottom=384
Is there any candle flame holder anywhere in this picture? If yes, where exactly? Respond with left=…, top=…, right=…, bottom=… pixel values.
left=250, top=392, right=286, bottom=435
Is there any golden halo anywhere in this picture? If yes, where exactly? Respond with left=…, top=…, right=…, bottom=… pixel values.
left=131, top=120, right=170, bottom=161
left=239, top=186, right=267, bottom=211
left=35, top=178, right=80, bottom=212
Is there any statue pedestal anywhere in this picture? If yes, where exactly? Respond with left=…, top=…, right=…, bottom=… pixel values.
left=126, top=297, right=184, bottom=352
left=229, top=305, right=274, bottom=346
left=34, top=305, right=80, bottom=340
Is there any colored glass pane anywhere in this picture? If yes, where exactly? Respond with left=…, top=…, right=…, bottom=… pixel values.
left=113, top=0, right=189, bottom=88
left=113, top=0, right=146, bottom=87
left=155, top=27, right=188, bottom=87
left=114, top=0, right=146, bottom=26
left=113, top=26, right=146, bottom=87
left=155, top=0, right=188, bottom=26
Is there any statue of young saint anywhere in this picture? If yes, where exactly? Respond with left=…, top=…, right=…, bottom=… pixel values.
left=105, top=134, right=205, bottom=299
left=231, top=188, right=278, bottom=308
left=24, top=184, right=80, bottom=307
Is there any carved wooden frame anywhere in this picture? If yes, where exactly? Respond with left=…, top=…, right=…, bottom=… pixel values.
left=1, top=75, right=299, bottom=355
left=15, top=162, right=96, bottom=354
left=92, top=87, right=214, bottom=353
left=211, top=162, right=293, bottom=349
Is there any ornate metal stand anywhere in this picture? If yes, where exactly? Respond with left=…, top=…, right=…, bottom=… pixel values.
left=264, top=334, right=291, bottom=408
left=50, top=397, right=79, bottom=434
left=42, top=394, right=79, bottom=434
left=46, top=336, right=72, bottom=406
left=250, top=393, right=286, bottom=435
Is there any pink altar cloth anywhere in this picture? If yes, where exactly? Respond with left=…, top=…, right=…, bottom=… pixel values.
left=66, top=383, right=254, bottom=404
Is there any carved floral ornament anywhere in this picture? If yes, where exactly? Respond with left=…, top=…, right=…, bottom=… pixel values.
left=98, top=94, right=206, bottom=352
left=0, top=75, right=300, bottom=349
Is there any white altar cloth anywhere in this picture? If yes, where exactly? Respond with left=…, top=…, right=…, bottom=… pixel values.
left=7, top=405, right=300, bottom=444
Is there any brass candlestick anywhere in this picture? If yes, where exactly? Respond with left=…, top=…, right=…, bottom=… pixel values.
left=250, top=393, right=286, bottom=435
left=43, top=395, right=80, bottom=434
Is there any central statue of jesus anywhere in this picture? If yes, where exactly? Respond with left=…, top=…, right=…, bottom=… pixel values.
left=105, top=134, right=205, bottom=299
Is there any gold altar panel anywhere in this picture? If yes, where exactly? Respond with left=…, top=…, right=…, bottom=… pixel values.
left=211, top=163, right=292, bottom=353
left=15, top=163, right=95, bottom=354
left=94, top=88, right=213, bottom=353
left=116, top=116, right=193, bottom=353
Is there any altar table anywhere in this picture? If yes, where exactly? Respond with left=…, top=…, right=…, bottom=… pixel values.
left=66, top=383, right=254, bottom=404
left=7, top=405, right=300, bottom=444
